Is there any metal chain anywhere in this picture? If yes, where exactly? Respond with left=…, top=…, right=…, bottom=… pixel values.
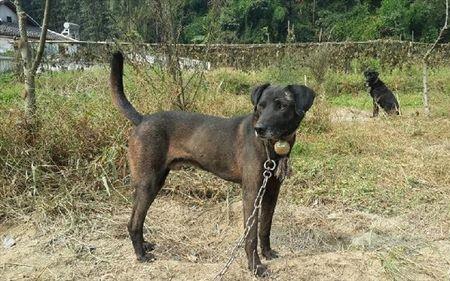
left=213, top=158, right=277, bottom=280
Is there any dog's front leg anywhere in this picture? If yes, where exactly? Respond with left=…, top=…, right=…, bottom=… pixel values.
left=242, top=175, right=268, bottom=277
left=259, top=178, right=281, bottom=260
left=372, top=100, right=380, bottom=117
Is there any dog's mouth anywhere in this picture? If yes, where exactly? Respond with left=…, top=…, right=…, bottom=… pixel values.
left=255, top=129, right=275, bottom=140
left=254, top=128, right=291, bottom=141
left=365, top=77, right=376, bottom=86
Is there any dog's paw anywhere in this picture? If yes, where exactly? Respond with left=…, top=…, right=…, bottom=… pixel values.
left=262, top=249, right=279, bottom=260
left=143, top=241, right=156, bottom=252
left=252, top=264, right=269, bottom=277
left=136, top=252, right=156, bottom=262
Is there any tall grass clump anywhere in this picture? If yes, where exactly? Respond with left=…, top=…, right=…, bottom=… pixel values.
left=304, top=47, right=331, bottom=87
left=0, top=68, right=133, bottom=221
left=302, top=95, right=332, bottom=134
left=260, top=54, right=308, bottom=85
left=206, top=67, right=262, bottom=95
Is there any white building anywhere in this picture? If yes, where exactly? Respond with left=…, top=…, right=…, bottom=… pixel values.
left=0, top=0, right=81, bottom=72
left=0, top=0, right=78, bottom=54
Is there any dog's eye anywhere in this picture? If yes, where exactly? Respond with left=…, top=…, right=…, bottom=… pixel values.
left=257, top=103, right=266, bottom=111
left=276, top=102, right=288, bottom=111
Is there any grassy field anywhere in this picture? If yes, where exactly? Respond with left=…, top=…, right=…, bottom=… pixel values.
left=1, top=63, right=449, bottom=280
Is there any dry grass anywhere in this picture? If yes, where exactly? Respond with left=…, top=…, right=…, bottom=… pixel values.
left=1, top=64, right=450, bottom=280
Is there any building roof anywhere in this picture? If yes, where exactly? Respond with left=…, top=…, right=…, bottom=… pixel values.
left=0, top=22, right=74, bottom=40
left=0, top=0, right=40, bottom=26
left=0, top=0, right=77, bottom=41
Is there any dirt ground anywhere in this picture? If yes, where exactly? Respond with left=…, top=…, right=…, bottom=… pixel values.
left=1, top=193, right=450, bottom=281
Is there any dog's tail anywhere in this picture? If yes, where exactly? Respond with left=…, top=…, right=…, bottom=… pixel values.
left=110, top=52, right=143, bottom=126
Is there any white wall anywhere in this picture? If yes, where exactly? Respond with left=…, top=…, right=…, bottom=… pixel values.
left=0, top=5, right=18, bottom=23
left=0, top=37, right=13, bottom=53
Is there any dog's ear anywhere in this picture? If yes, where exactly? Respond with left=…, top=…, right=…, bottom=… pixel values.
left=286, top=84, right=316, bottom=115
left=251, top=83, right=270, bottom=108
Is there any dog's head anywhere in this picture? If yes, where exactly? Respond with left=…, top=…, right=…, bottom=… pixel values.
left=251, top=84, right=315, bottom=140
left=364, top=69, right=379, bottom=86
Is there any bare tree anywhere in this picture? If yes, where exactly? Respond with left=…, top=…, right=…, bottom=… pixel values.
left=153, top=0, right=188, bottom=110
left=115, top=0, right=219, bottom=111
left=422, top=0, right=448, bottom=115
left=14, top=0, right=51, bottom=130
left=150, top=0, right=211, bottom=111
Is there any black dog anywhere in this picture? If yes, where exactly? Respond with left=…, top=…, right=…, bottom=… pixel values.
left=364, top=69, right=399, bottom=117
left=110, top=52, right=315, bottom=276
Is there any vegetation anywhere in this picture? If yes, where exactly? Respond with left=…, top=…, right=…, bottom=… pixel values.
left=22, top=0, right=450, bottom=43
left=1, top=62, right=449, bottom=219
left=2, top=1, right=449, bottom=279
left=1, top=62, right=449, bottom=279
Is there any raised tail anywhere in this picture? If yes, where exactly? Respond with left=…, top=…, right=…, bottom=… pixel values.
left=110, top=52, right=143, bottom=126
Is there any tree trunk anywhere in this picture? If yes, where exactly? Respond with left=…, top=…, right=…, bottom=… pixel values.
left=15, top=0, right=50, bottom=130
left=16, top=5, right=36, bottom=125
left=422, top=0, right=448, bottom=116
left=422, top=62, right=430, bottom=115
left=24, top=70, right=36, bottom=120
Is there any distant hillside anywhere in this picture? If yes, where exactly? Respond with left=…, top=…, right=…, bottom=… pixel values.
left=23, top=0, right=449, bottom=43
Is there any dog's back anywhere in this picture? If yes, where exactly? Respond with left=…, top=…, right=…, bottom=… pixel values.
left=369, top=80, right=399, bottom=114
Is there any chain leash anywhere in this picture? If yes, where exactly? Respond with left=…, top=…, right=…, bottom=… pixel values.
left=213, top=158, right=276, bottom=280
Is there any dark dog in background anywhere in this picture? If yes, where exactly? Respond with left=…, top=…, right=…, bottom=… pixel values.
left=364, top=69, right=400, bottom=117
left=110, top=52, right=315, bottom=277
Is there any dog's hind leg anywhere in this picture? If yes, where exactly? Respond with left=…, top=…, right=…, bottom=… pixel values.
left=128, top=168, right=169, bottom=262
left=259, top=179, right=281, bottom=260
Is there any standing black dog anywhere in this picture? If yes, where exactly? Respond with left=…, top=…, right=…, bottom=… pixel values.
left=110, top=52, right=315, bottom=277
left=364, top=69, right=400, bottom=116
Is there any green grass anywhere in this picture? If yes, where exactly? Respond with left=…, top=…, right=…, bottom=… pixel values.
left=0, top=73, right=22, bottom=104
left=321, top=64, right=450, bottom=115
left=328, top=91, right=429, bottom=111
left=329, top=93, right=372, bottom=109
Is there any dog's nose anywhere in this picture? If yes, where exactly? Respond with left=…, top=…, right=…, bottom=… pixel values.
left=255, top=126, right=267, bottom=136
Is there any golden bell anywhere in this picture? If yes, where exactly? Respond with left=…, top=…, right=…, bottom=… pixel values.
left=274, top=140, right=290, bottom=155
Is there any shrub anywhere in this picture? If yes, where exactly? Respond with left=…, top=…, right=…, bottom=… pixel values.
left=350, top=57, right=381, bottom=74
left=304, top=47, right=331, bottom=86
left=206, top=67, right=261, bottom=95
left=323, top=71, right=366, bottom=97
left=302, top=95, right=332, bottom=134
